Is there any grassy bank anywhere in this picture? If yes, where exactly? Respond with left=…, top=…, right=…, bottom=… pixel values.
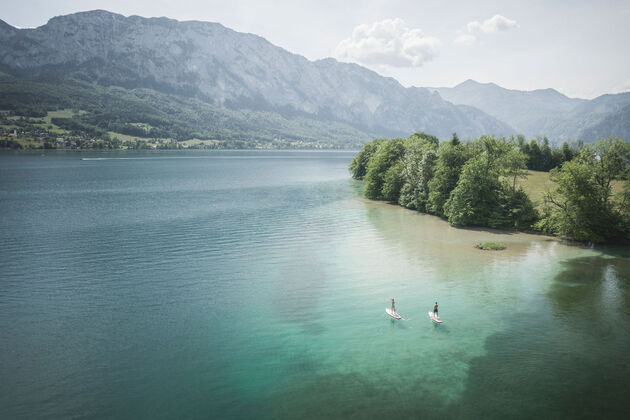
left=518, top=170, right=625, bottom=207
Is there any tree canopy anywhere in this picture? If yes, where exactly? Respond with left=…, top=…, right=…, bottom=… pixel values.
left=538, top=137, right=630, bottom=243
left=351, top=133, right=630, bottom=243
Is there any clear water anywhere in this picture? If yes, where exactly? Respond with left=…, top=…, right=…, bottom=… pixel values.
left=1, top=150, right=629, bottom=419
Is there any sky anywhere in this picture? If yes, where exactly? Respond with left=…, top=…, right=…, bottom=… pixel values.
left=1, top=0, right=629, bottom=99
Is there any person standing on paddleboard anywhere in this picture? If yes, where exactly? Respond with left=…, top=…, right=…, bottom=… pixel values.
left=391, top=298, right=396, bottom=313
left=433, top=302, right=438, bottom=317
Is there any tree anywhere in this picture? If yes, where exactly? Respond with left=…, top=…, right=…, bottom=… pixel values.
left=349, top=138, right=385, bottom=180
left=538, top=161, right=616, bottom=242
left=504, top=145, right=529, bottom=191
left=541, top=137, right=552, bottom=170
left=363, top=138, right=406, bottom=200
left=620, top=182, right=630, bottom=237
left=527, top=139, right=542, bottom=170
left=398, top=137, right=438, bottom=211
left=501, top=187, right=539, bottom=230
left=590, top=137, right=630, bottom=197
left=382, top=163, right=405, bottom=202
left=409, top=131, right=440, bottom=149
left=362, top=133, right=441, bottom=203
left=538, top=137, right=630, bottom=243
left=561, top=141, right=574, bottom=163
left=444, top=156, right=504, bottom=226
left=426, top=135, right=469, bottom=216
left=519, top=135, right=530, bottom=161
left=550, top=148, right=565, bottom=169
left=444, top=136, right=536, bottom=228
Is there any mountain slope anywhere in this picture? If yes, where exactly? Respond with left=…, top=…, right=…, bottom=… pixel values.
left=0, top=10, right=512, bottom=142
left=431, top=79, right=630, bottom=141
left=431, top=80, right=585, bottom=138
left=0, top=71, right=376, bottom=148
left=576, top=101, right=630, bottom=142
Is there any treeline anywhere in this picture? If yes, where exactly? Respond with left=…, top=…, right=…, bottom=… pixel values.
left=515, top=135, right=579, bottom=171
left=538, top=139, right=629, bottom=243
left=350, top=133, right=630, bottom=244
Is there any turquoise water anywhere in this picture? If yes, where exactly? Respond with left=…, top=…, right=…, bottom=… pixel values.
left=1, top=150, right=629, bottom=419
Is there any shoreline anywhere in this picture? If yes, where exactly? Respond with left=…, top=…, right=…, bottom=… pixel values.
left=0, top=147, right=362, bottom=153
left=361, top=196, right=609, bottom=249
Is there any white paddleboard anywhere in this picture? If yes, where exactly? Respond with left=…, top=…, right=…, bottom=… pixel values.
left=386, top=308, right=402, bottom=320
left=428, top=311, right=443, bottom=323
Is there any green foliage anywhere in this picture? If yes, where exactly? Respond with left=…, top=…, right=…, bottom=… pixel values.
left=51, top=117, right=106, bottom=137
left=0, top=138, right=23, bottom=149
left=409, top=131, right=440, bottom=148
left=517, top=136, right=580, bottom=171
left=500, top=186, right=539, bottom=229
left=398, top=135, right=438, bottom=211
left=621, top=183, right=630, bottom=234
left=477, top=243, right=505, bottom=250
left=427, top=135, right=468, bottom=216
left=0, top=75, right=372, bottom=149
left=349, top=138, right=385, bottom=179
left=538, top=161, right=616, bottom=242
left=443, top=155, right=503, bottom=226
left=362, top=132, right=439, bottom=204
left=355, top=133, right=537, bottom=230
left=382, top=163, right=405, bottom=202
left=442, top=135, right=537, bottom=228
left=364, top=138, right=407, bottom=200
left=538, top=137, right=630, bottom=243
left=589, top=137, right=630, bottom=186
left=562, top=141, right=574, bottom=162
left=353, top=133, right=630, bottom=241
left=398, top=151, right=437, bottom=211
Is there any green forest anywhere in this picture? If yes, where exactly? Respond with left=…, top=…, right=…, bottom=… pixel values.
left=0, top=74, right=369, bottom=149
left=350, top=132, right=630, bottom=244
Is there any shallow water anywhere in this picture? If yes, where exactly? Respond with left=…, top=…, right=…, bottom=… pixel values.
left=1, top=150, right=628, bottom=419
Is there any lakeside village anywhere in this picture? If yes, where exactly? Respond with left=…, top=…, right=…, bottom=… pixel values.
left=0, top=111, right=335, bottom=150
left=0, top=112, right=186, bottom=150
left=0, top=124, right=171, bottom=150
left=0, top=110, right=168, bottom=149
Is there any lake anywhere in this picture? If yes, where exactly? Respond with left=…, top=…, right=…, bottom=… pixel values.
left=1, top=150, right=629, bottom=419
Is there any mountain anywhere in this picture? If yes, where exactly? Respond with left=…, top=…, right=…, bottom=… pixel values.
left=431, top=80, right=630, bottom=141
left=576, top=101, right=630, bottom=142
left=0, top=10, right=512, bottom=146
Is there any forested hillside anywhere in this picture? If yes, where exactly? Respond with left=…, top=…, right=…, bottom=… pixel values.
left=0, top=74, right=371, bottom=148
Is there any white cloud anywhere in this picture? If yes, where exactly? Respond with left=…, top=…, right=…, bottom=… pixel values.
left=335, top=18, right=440, bottom=68
left=454, top=34, right=476, bottom=46
left=466, top=14, right=517, bottom=34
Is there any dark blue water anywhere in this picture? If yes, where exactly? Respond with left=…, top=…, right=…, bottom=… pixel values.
left=1, top=150, right=629, bottom=419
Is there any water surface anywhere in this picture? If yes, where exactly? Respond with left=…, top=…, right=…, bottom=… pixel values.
left=1, top=150, right=628, bottom=419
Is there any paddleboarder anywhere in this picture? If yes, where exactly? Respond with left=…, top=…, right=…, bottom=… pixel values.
left=433, top=301, right=438, bottom=317
left=386, top=298, right=402, bottom=320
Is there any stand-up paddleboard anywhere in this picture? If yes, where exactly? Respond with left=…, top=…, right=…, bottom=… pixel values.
left=386, top=308, right=402, bottom=320
left=428, top=311, right=443, bottom=323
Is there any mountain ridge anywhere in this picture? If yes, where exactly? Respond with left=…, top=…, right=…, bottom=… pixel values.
left=0, top=10, right=512, bottom=142
left=0, top=10, right=628, bottom=145
left=430, top=79, right=629, bottom=141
